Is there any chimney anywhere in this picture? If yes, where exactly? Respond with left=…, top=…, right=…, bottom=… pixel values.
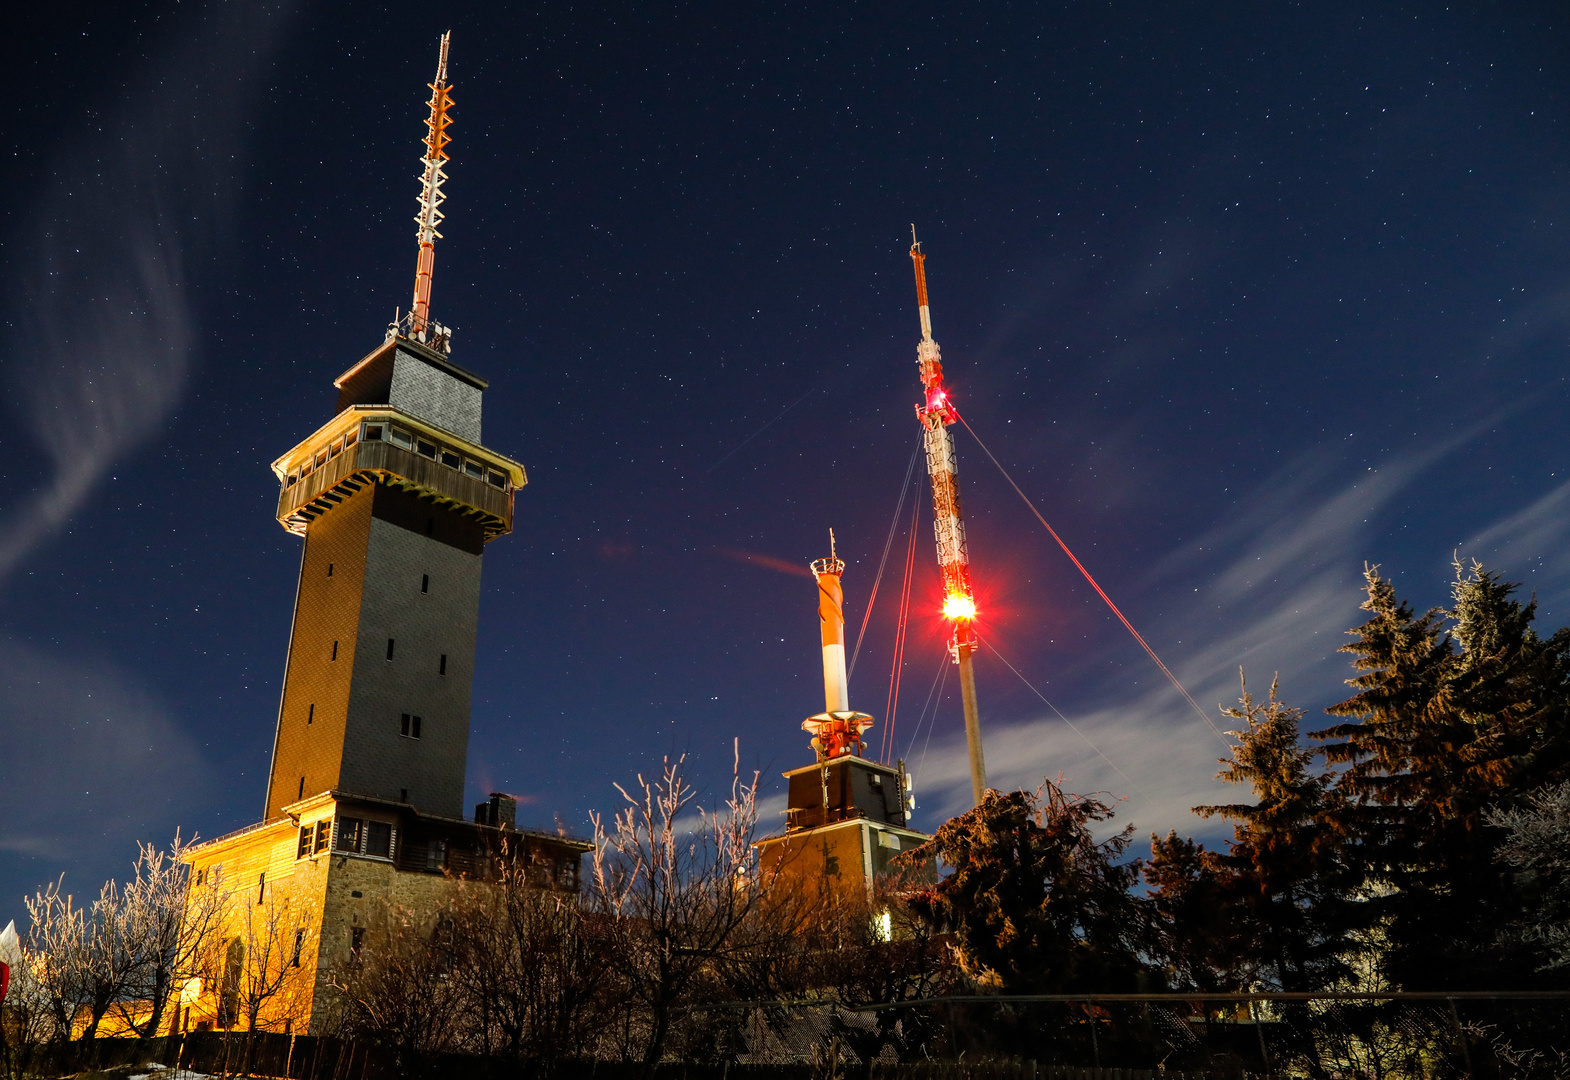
left=474, top=792, right=517, bottom=829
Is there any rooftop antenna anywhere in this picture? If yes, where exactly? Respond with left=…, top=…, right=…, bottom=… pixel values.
left=409, top=31, right=454, bottom=347
left=909, top=227, right=987, bottom=806
left=804, top=529, right=874, bottom=761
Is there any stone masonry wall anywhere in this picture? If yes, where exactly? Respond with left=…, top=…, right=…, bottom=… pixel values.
left=266, top=486, right=375, bottom=819
left=339, top=514, right=482, bottom=817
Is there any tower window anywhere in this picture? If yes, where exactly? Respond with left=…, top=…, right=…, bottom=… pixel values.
left=307, top=703, right=314, bottom=725
left=487, top=470, right=506, bottom=489
left=297, top=826, right=312, bottom=859
left=400, top=713, right=422, bottom=739
left=326, top=563, right=334, bottom=577
left=438, top=654, right=447, bottom=676
left=363, top=424, right=383, bottom=441
left=463, top=461, right=484, bottom=479
left=314, top=820, right=330, bottom=854
left=386, top=638, right=395, bottom=661
left=292, top=928, right=305, bottom=967
left=416, top=439, right=437, bottom=459
left=390, top=428, right=413, bottom=449
left=367, top=821, right=392, bottom=858
left=257, top=872, right=266, bottom=905
left=335, top=817, right=363, bottom=853
left=421, top=574, right=429, bottom=594
left=441, top=451, right=461, bottom=469
left=331, top=640, right=339, bottom=661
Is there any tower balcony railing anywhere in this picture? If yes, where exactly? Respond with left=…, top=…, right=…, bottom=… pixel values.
left=273, top=407, right=524, bottom=541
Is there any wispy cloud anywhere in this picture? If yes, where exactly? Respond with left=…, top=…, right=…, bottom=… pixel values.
left=0, top=4, right=295, bottom=909
left=0, top=3, right=294, bottom=582
left=1460, top=478, right=1570, bottom=615
left=0, top=635, right=207, bottom=905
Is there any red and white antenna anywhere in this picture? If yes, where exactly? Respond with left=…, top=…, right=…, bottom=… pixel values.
left=803, top=530, right=874, bottom=761
left=408, top=32, right=454, bottom=351
left=910, top=227, right=987, bottom=805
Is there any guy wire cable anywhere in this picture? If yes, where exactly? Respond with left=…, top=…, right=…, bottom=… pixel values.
left=978, top=634, right=1148, bottom=800
left=955, top=412, right=1229, bottom=749
left=850, top=440, right=922, bottom=679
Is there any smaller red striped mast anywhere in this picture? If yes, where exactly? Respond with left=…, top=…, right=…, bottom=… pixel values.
left=910, top=227, right=987, bottom=805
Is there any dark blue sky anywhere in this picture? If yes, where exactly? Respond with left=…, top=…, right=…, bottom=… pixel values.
left=4, top=1, right=1569, bottom=910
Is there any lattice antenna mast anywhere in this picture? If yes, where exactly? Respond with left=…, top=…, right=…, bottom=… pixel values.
left=910, top=227, right=987, bottom=805
left=409, top=31, right=454, bottom=350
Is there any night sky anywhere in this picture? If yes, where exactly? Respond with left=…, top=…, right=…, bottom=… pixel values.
left=5, top=1, right=1570, bottom=911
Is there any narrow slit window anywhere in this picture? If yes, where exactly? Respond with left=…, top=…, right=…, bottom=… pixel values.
left=411, top=715, right=422, bottom=739
left=292, top=929, right=305, bottom=967
left=386, top=638, right=395, bottom=661
left=326, top=563, right=334, bottom=577
left=438, top=653, right=447, bottom=676
left=297, top=776, right=305, bottom=800
left=400, top=713, right=411, bottom=737
left=331, top=640, right=339, bottom=661
left=257, top=872, right=266, bottom=905
left=421, top=574, right=429, bottom=594
left=307, top=703, right=314, bottom=724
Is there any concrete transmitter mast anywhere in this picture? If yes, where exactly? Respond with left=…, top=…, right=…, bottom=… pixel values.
left=909, top=229, right=987, bottom=806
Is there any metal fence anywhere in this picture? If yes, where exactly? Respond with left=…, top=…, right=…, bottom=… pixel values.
left=4, top=994, right=1568, bottom=1079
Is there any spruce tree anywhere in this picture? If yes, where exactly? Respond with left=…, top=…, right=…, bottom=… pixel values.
left=1143, top=831, right=1252, bottom=992
left=1312, top=562, right=1570, bottom=989
left=903, top=783, right=1148, bottom=994
left=1194, top=673, right=1350, bottom=992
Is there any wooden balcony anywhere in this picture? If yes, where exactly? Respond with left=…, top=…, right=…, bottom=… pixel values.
left=277, top=430, right=514, bottom=540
